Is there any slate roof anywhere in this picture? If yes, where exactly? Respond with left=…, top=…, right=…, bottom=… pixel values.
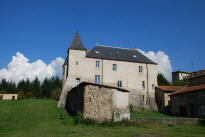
left=68, top=32, right=86, bottom=51
left=86, top=46, right=156, bottom=64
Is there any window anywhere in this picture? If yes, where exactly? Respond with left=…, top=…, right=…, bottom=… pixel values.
left=96, top=61, right=99, bottom=68
left=75, top=61, right=79, bottom=66
left=95, top=75, right=100, bottom=84
left=113, top=64, right=117, bottom=71
left=76, top=78, right=80, bottom=84
left=142, top=95, right=145, bottom=102
left=142, top=81, right=145, bottom=89
left=152, top=84, right=155, bottom=89
left=139, top=66, right=143, bottom=72
left=117, top=81, right=122, bottom=87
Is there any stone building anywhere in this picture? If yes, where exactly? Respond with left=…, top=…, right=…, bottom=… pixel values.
left=170, top=84, right=205, bottom=117
left=191, top=70, right=205, bottom=77
left=190, top=73, right=205, bottom=86
left=155, top=86, right=185, bottom=113
left=172, top=71, right=191, bottom=82
left=0, top=94, right=17, bottom=100
left=58, top=32, right=158, bottom=110
left=65, top=82, right=130, bottom=122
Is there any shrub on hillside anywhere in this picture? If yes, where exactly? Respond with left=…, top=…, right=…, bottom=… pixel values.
left=50, top=87, right=61, bottom=100
left=18, top=91, right=26, bottom=99
left=0, top=90, right=7, bottom=94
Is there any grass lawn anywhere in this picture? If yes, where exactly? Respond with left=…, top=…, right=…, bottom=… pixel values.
left=131, top=109, right=175, bottom=118
left=0, top=99, right=205, bottom=137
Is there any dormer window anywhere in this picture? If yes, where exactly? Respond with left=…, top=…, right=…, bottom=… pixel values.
left=95, top=51, right=100, bottom=54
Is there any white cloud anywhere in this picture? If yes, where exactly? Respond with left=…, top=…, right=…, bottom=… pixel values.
left=0, top=52, right=64, bottom=83
left=0, top=50, right=172, bottom=83
left=137, top=49, right=172, bottom=81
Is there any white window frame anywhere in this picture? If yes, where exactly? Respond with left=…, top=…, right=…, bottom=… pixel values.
left=76, top=78, right=80, bottom=84
left=95, top=75, right=100, bottom=84
left=117, top=80, right=122, bottom=87
left=139, top=66, right=143, bottom=72
left=96, top=61, right=100, bottom=68
left=113, top=64, right=117, bottom=71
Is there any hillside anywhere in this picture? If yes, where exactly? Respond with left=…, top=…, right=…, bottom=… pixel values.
left=0, top=99, right=205, bottom=137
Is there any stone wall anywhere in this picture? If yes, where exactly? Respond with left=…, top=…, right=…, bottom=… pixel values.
left=155, top=88, right=171, bottom=113
left=131, top=118, right=199, bottom=125
left=190, top=75, right=205, bottom=86
left=170, top=90, right=205, bottom=117
left=83, top=85, right=113, bottom=121
left=65, top=82, right=130, bottom=122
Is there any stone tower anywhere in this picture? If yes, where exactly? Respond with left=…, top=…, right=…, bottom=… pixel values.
left=58, top=32, right=86, bottom=108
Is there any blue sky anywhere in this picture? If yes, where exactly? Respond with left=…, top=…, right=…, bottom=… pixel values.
left=0, top=0, right=205, bottom=81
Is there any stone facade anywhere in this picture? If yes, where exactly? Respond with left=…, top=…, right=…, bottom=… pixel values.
left=58, top=32, right=158, bottom=110
left=0, top=94, right=17, bottom=100
left=65, top=82, right=130, bottom=122
left=170, top=84, right=205, bottom=117
left=190, top=74, right=205, bottom=86
left=155, top=86, right=185, bottom=113
left=172, top=71, right=191, bottom=82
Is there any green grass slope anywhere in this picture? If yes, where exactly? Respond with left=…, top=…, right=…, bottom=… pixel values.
left=0, top=99, right=205, bottom=137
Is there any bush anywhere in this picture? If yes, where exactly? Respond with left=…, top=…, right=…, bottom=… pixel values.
left=18, top=91, right=26, bottom=99
left=0, top=90, right=7, bottom=94
left=129, top=104, right=134, bottom=112
left=50, top=87, right=61, bottom=100
left=74, top=111, right=83, bottom=124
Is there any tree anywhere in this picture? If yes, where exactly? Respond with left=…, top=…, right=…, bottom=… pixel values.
left=18, top=91, right=26, bottom=99
left=157, top=73, right=171, bottom=86
left=172, top=76, right=190, bottom=86
left=17, top=79, right=32, bottom=98
left=42, top=78, right=52, bottom=98
left=31, top=77, right=42, bottom=98
left=0, top=79, right=16, bottom=93
left=50, top=87, right=61, bottom=100
left=0, top=90, right=7, bottom=94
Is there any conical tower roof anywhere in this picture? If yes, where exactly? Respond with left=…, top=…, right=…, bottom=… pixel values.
left=68, top=32, right=86, bottom=51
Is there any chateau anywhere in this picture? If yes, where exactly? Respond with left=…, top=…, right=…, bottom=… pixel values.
left=58, top=32, right=158, bottom=110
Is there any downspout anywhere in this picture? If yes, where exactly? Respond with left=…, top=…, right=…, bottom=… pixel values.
left=102, top=59, right=104, bottom=85
left=146, top=63, right=153, bottom=110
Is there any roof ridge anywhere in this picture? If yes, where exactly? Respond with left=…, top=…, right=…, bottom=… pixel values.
left=69, top=32, right=86, bottom=51
left=97, top=45, right=136, bottom=50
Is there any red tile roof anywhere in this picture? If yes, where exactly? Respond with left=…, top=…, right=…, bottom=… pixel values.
left=191, top=73, right=205, bottom=79
left=86, top=50, right=91, bottom=53
left=170, top=84, right=205, bottom=96
left=157, top=86, right=185, bottom=92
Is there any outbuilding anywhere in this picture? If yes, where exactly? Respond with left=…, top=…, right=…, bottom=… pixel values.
left=65, top=82, right=130, bottom=122
left=170, top=84, right=205, bottom=117
left=0, top=94, right=18, bottom=100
